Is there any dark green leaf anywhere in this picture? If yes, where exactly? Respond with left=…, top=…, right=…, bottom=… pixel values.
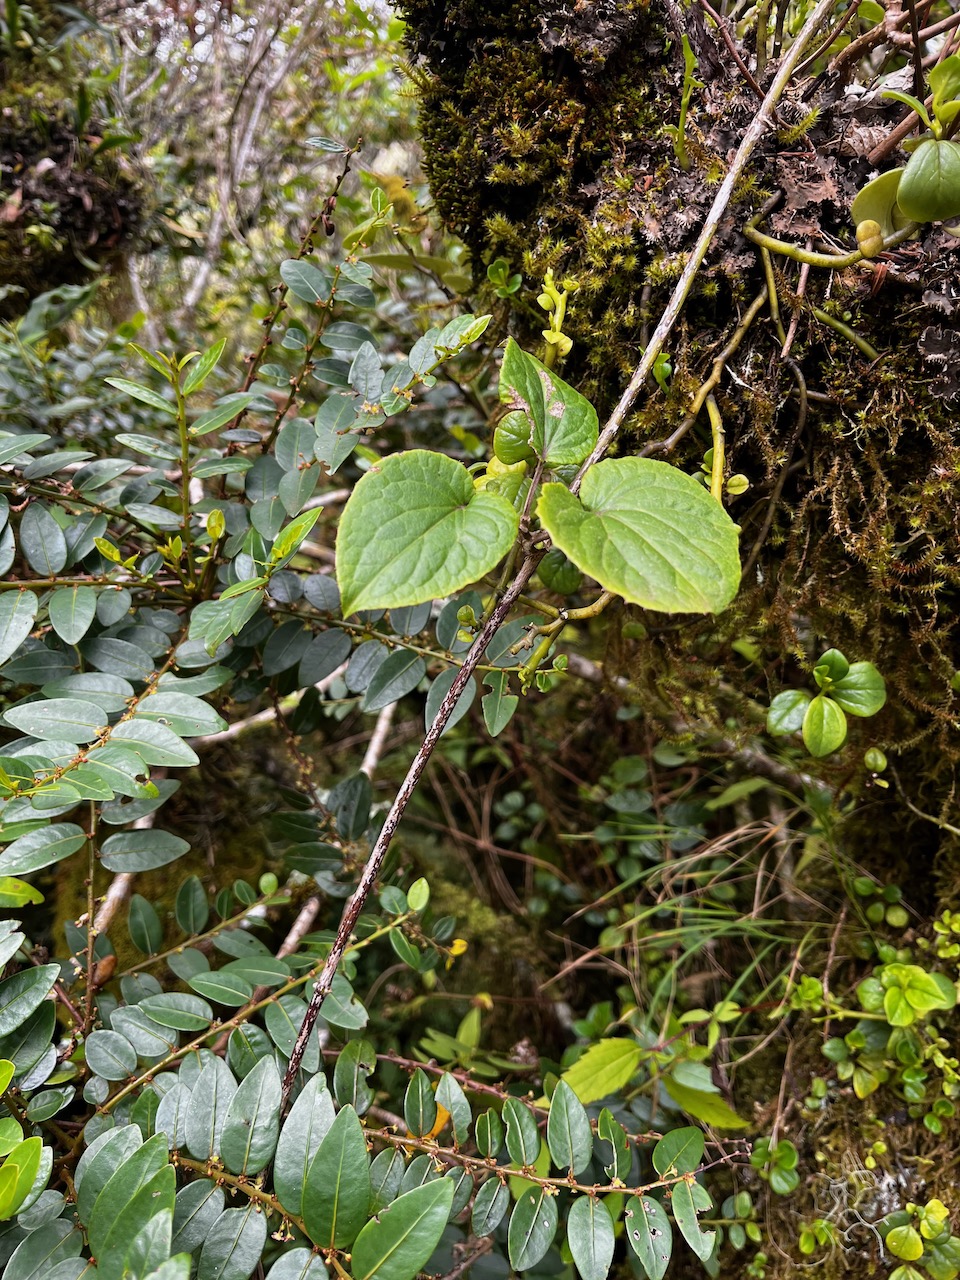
left=3, top=698, right=105, bottom=744
left=87, top=1132, right=169, bottom=1256
left=175, top=875, right=209, bottom=933
left=264, top=996, right=320, bottom=1071
left=403, top=1069, right=437, bottom=1138
left=110, top=719, right=199, bottom=768
left=3, top=1219, right=82, bottom=1280
left=197, top=1206, right=267, bottom=1280
left=351, top=1179, right=455, bottom=1280
left=481, top=670, right=518, bottom=737
left=0, top=966, right=59, bottom=1038
left=302, top=1104, right=371, bottom=1248
left=625, top=1194, right=672, bottom=1280
left=508, top=1187, right=558, bottom=1271
left=502, top=1096, right=540, bottom=1167
left=128, top=894, right=163, bottom=954
left=370, top=1148, right=406, bottom=1213
left=19, top=505, right=67, bottom=575
left=219, top=1056, right=282, bottom=1175
left=332, top=1037, right=375, bottom=1114
left=361, top=651, right=426, bottom=713
left=0, top=592, right=38, bottom=667
left=185, top=1060, right=239, bottom=1160
left=474, top=1109, right=504, bottom=1159
left=274, top=1075, right=336, bottom=1218
left=0, top=824, right=87, bottom=876
left=567, top=1195, right=615, bottom=1280
left=424, top=667, right=475, bottom=735
left=139, top=993, right=215, bottom=1033
left=472, top=1177, right=510, bottom=1236
left=597, top=1109, right=631, bottom=1180
left=265, top=1249, right=329, bottom=1280
left=670, top=1177, right=715, bottom=1261
left=85, top=1029, right=137, bottom=1081
left=546, top=1079, right=592, bottom=1175
left=830, top=662, right=886, bottom=717
left=435, top=1073, right=471, bottom=1147
left=280, top=260, right=333, bottom=305
left=652, top=1127, right=704, bottom=1177
left=100, top=829, right=191, bottom=873
left=172, top=1179, right=225, bottom=1254
left=75, top=1124, right=143, bottom=1224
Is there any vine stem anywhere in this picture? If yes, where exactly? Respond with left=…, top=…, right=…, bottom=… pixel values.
left=279, top=0, right=839, bottom=1111
left=574, top=0, right=839, bottom=489
left=279, top=549, right=542, bottom=1106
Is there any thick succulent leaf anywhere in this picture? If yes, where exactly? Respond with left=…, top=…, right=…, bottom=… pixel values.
left=538, top=459, right=740, bottom=613
left=336, top=451, right=519, bottom=615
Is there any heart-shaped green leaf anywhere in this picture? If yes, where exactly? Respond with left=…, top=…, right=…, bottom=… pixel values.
left=538, top=458, right=740, bottom=613
left=499, top=339, right=598, bottom=466
left=336, top=451, right=519, bottom=616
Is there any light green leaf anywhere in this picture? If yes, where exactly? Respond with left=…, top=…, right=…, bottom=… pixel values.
left=352, top=1178, right=455, bottom=1280
left=182, top=339, right=226, bottom=396
left=508, top=1187, right=558, bottom=1272
left=559, top=1038, right=642, bottom=1105
left=538, top=458, right=740, bottom=613
left=0, top=592, right=38, bottom=667
left=188, top=394, right=260, bottom=437
left=766, top=689, right=811, bottom=735
left=499, top=339, right=599, bottom=465
left=336, top=451, right=519, bottom=616
left=662, top=1079, right=749, bottom=1129
left=897, top=139, right=960, bottom=223
left=567, top=1195, right=615, bottom=1280
left=302, top=1104, right=371, bottom=1249
left=0, top=877, right=42, bottom=908
left=625, top=1194, right=673, bottom=1280
left=801, top=695, right=847, bottom=756
left=829, top=662, right=886, bottom=717
left=546, top=1079, right=592, bottom=1175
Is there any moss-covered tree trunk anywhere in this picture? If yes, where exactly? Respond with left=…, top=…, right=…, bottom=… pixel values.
left=400, top=0, right=960, bottom=875
left=0, top=0, right=145, bottom=317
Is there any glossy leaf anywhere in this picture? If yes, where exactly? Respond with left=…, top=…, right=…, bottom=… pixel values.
left=85, top=1029, right=137, bottom=1081
left=597, top=1109, right=631, bottom=1181
left=88, top=1133, right=169, bottom=1256
left=829, top=662, right=887, bottom=717
left=435, top=1073, right=471, bottom=1147
left=652, top=1127, right=704, bottom=1177
left=302, top=1103, right=371, bottom=1248
left=624, top=1194, right=673, bottom=1280
left=508, top=1186, right=558, bottom=1271
left=100, top=829, right=191, bottom=873
left=546, top=1080, right=592, bottom=1175
left=4, top=1219, right=82, bottom=1280
left=47, top=587, right=97, bottom=645
left=502, top=1096, right=540, bottom=1166
left=0, top=825, right=87, bottom=876
left=670, top=1177, right=715, bottom=1261
left=197, top=1206, right=268, bottom=1280
left=897, top=139, right=960, bottom=222
left=75, top=1124, right=143, bottom=1224
left=472, top=1176, right=510, bottom=1235
left=0, top=966, right=59, bottom=1038
left=3, top=697, right=105, bottom=744
left=274, top=1075, right=336, bottom=1217
left=265, top=1249, right=329, bottom=1280
left=0, top=592, right=37, bottom=669
left=336, top=451, right=519, bottom=615
left=538, top=458, right=740, bottom=613
left=185, top=1060, right=238, bottom=1160
left=567, top=1195, right=615, bottom=1280
left=219, top=1056, right=282, bottom=1175
left=351, top=1178, right=455, bottom=1280
left=766, top=689, right=811, bottom=735
left=801, top=695, right=847, bottom=757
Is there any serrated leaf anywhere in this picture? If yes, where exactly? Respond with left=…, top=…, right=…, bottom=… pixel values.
left=336, top=450, right=519, bottom=615
left=274, top=1075, right=336, bottom=1218
left=662, top=1079, right=748, bottom=1128
left=219, top=1056, right=282, bottom=1175
left=302, top=1104, right=371, bottom=1248
left=625, top=1194, right=672, bottom=1280
left=567, top=1195, right=615, bottom=1280
left=538, top=458, right=740, bottom=613
left=0, top=592, right=38, bottom=666
left=559, top=1039, right=642, bottom=1105
left=351, top=1178, right=455, bottom=1280
left=546, top=1079, right=592, bottom=1175
left=508, top=1186, right=558, bottom=1271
